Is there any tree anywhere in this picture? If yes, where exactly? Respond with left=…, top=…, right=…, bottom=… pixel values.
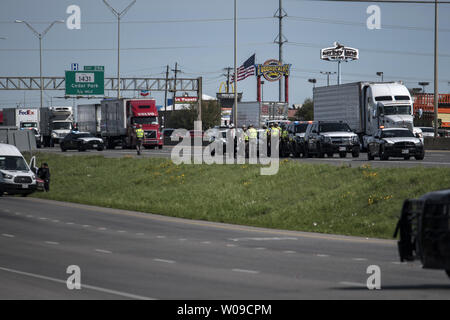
left=294, top=98, right=314, bottom=120
left=166, top=100, right=221, bottom=130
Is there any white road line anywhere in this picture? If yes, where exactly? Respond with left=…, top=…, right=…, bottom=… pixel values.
left=201, top=241, right=211, bottom=244
left=66, top=222, right=74, bottom=225
left=95, top=249, right=112, bottom=254
left=0, top=266, right=155, bottom=300
left=117, top=230, right=126, bottom=233
left=178, top=238, right=187, bottom=241
left=52, top=220, right=60, bottom=223
left=39, top=217, right=48, bottom=220
left=98, top=227, right=107, bottom=231
left=230, top=237, right=298, bottom=242
left=156, top=235, right=166, bottom=239
left=82, top=225, right=91, bottom=228
left=352, top=258, right=368, bottom=261
left=283, top=250, right=296, bottom=254
left=226, top=244, right=237, bottom=247
left=232, top=269, right=259, bottom=274
left=44, top=241, right=59, bottom=245
left=2, top=234, right=15, bottom=238
left=136, top=233, right=145, bottom=236
left=153, top=258, right=175, bottom=264
left=316, top=254, right=330, bottom=257
left=254, top=247, right=266, bottom=250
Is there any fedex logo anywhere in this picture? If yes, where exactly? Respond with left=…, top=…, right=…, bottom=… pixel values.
left=18, top=110, right=35, bottom=116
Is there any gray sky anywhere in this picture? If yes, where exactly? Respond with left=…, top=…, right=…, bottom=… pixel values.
left=0, top=0, right=449, bottom=109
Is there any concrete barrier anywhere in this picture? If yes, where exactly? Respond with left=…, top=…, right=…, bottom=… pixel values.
left=424, top=137, right=450, bottom=150
left=0, top=127, right=37, bottom=152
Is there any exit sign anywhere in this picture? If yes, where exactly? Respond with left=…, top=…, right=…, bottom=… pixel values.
left=84, top=66, right=104, bottom=71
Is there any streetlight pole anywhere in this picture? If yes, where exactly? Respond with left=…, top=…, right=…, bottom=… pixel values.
left=320, top=71, right=336, bottom=86
left=103, top=0, right=136, bottom=99
left=376, top=72, right=384, bottom=82
left=433, top=0, right=439, bottom=139
left=261, top=80, right=265, bottom=101
left=15, top=20, right=63, bottom=110
left=233, top=0, right=238, bottom=126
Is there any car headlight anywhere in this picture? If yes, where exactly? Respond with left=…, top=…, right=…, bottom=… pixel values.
left=1, top=172, right=13, bottom=179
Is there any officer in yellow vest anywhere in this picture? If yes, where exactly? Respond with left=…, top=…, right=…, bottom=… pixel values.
left=135, top=124, right=144, bottom=155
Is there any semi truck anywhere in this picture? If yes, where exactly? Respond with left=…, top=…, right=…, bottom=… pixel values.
left=313, top=81, right=415, bottom=149
left=39, top=106, right=74, bottom=147
left=77, top=98, right=163, bottom=149
left=235, top=101, right=288, bottom=128
left=0, top=108, right=42, bottom=147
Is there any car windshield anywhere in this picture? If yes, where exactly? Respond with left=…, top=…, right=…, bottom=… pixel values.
left=75, top=133, right=94, bottom=139
left=383, top=105, right=411, bottom=115
left=319, top=123, right=351, bottom=132
left=381, top=130, right=414, bottom=138
left=0, top=156, right=28, bottom=171
left=133, top=117, right=158, bottom=125
left=295, top=124, right=309, bottom=133
left=21, top=122, right=37, bottom=128
left=52, top=122, right=72, bottom=130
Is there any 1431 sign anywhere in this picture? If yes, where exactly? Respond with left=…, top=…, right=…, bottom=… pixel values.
left=65, top=66, right=104, bottom=95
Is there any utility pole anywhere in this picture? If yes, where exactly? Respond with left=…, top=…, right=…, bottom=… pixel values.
left=172, top=62, right=181, bottom=111
left=233, top=0, right=238, bottom=126
left=223, top=67, right=233, bottom=93
left=164, top=65, right=169, bottom=127
left=274, top=0, right=287, bottom=102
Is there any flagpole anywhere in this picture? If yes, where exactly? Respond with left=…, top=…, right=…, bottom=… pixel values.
left=233, top=0, right=238, bottom=127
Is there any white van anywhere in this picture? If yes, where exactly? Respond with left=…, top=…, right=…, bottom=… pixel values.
left=0, top=143, right=37, bottom=197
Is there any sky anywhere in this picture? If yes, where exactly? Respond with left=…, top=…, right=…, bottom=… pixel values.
left=0, top=0, right=449, bottom=110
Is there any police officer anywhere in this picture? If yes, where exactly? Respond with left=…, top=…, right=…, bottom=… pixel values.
left=247, top=124, right=258, bottom=159
left=280, top=123, right=289, bottom=157
left=135, top=124, right=144, bottom=155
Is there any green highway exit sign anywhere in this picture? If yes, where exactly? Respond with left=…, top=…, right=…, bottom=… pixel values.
left=84, top=65, right=104, bottom=71
left=65, top=70, right=104, bottom=95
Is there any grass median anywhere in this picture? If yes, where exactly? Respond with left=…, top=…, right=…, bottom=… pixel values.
left=28, top=153, right=450, bottom=239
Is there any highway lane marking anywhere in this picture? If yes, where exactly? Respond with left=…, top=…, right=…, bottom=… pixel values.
left=117, top=230, right=127, bottom=233
left=66, top=222, right=75, bottom=225
left=136, top=233, right=145, bottom=236
left=316, top=254, right=330, bottom=257
left=156, top=235, right=166, bottom=239
left=226, top=244, right=237, bottom=247
left=254, top=247, right=266, bottom=250
left=82, top=225, right=91, bottom=228
left=283, top=250, right=296, bottom=254
left=52, top=220, right=60, bottom=223
left=178, top=238, right=187, bottom=241
left=2, top=234, right=15, bottom=238
left=153, top=258, right=175, bottom=264
left=98, top=227, right=107, bottom=231
left=24, top=198, right=396, bottom=246
left=39, top=217, right=48, bottom=220
left=201, top=241, right=211, bottom=244
left=352, top=258, right=368, bottom=261
left=44, top=241, right=59, bottom=245
left=95, top=249, right=112, bottom=254
left=0, top=266, right=155, bottom=300
left=232, top=269, right=259, bottom=274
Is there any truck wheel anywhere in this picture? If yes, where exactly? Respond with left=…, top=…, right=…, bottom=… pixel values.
left=415, top=154, right=424, bottom=160
left=339, top=152, right=347, bottom=158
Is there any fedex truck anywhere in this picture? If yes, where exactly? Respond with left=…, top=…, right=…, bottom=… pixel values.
left=0, top=108, right=41, bottom=147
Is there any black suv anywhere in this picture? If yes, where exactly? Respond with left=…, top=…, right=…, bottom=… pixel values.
left=286, top=121, right=310, bottom=158
left=304, top=121, right=360, bottom=158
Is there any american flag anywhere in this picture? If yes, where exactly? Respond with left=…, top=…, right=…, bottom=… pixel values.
left=231, top=54, right=255, bottom=82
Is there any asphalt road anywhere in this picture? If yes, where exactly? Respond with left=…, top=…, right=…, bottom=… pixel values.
left=36, top=146, right=450, bottom=168
left=0, top=197, right=449, bottom=300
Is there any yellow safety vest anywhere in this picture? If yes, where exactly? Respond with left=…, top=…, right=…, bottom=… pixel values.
left=136, top=128, right=144, bottom=139
left=271, top=127, right=280, bottom=137
left=248, top=128, right=258, bottom=139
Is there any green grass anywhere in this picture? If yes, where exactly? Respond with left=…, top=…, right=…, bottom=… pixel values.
left=27, top=153, right=450, bottom=239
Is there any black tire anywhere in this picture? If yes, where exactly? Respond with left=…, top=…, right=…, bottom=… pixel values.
left=446, top=270, right=450, bottom=278
left=61, top=147, right=67, bottom=152
left=415, top=154, right=425, bottom=160
left=327, top=153, right=333, bottom=158
left=339, top=152, right=347, bottom=158
left=0, top=192, right=3, bottom=197
left=78, top=147, right=86, bottom=152
left=380, top=147, right=389, bottom=161
left=404, top=156, right=410, bottom=160
left=352, top=151, right=360, bottom=158
left=367, top=152, right=374, bottom=161
left=158, top=145, right=163, bottom=150
left=97, top=147, right=104, bottom=151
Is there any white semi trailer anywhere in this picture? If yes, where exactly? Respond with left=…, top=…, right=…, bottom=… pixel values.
left=313, top=81, right=415, bottom=149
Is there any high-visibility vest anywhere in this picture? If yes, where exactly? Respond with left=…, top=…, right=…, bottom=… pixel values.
left=282, top=129, right=288, bottom=139
left=244, top=131, right=249, bottom=141
left=248, top=128, right=258, bottom=139
left=136, top=128, right=144, bottom=139
left=271, top=127, right=280, bottom=137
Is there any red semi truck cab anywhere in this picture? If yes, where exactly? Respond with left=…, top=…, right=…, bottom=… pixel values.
left=127, top=99, right=163, bottom=149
